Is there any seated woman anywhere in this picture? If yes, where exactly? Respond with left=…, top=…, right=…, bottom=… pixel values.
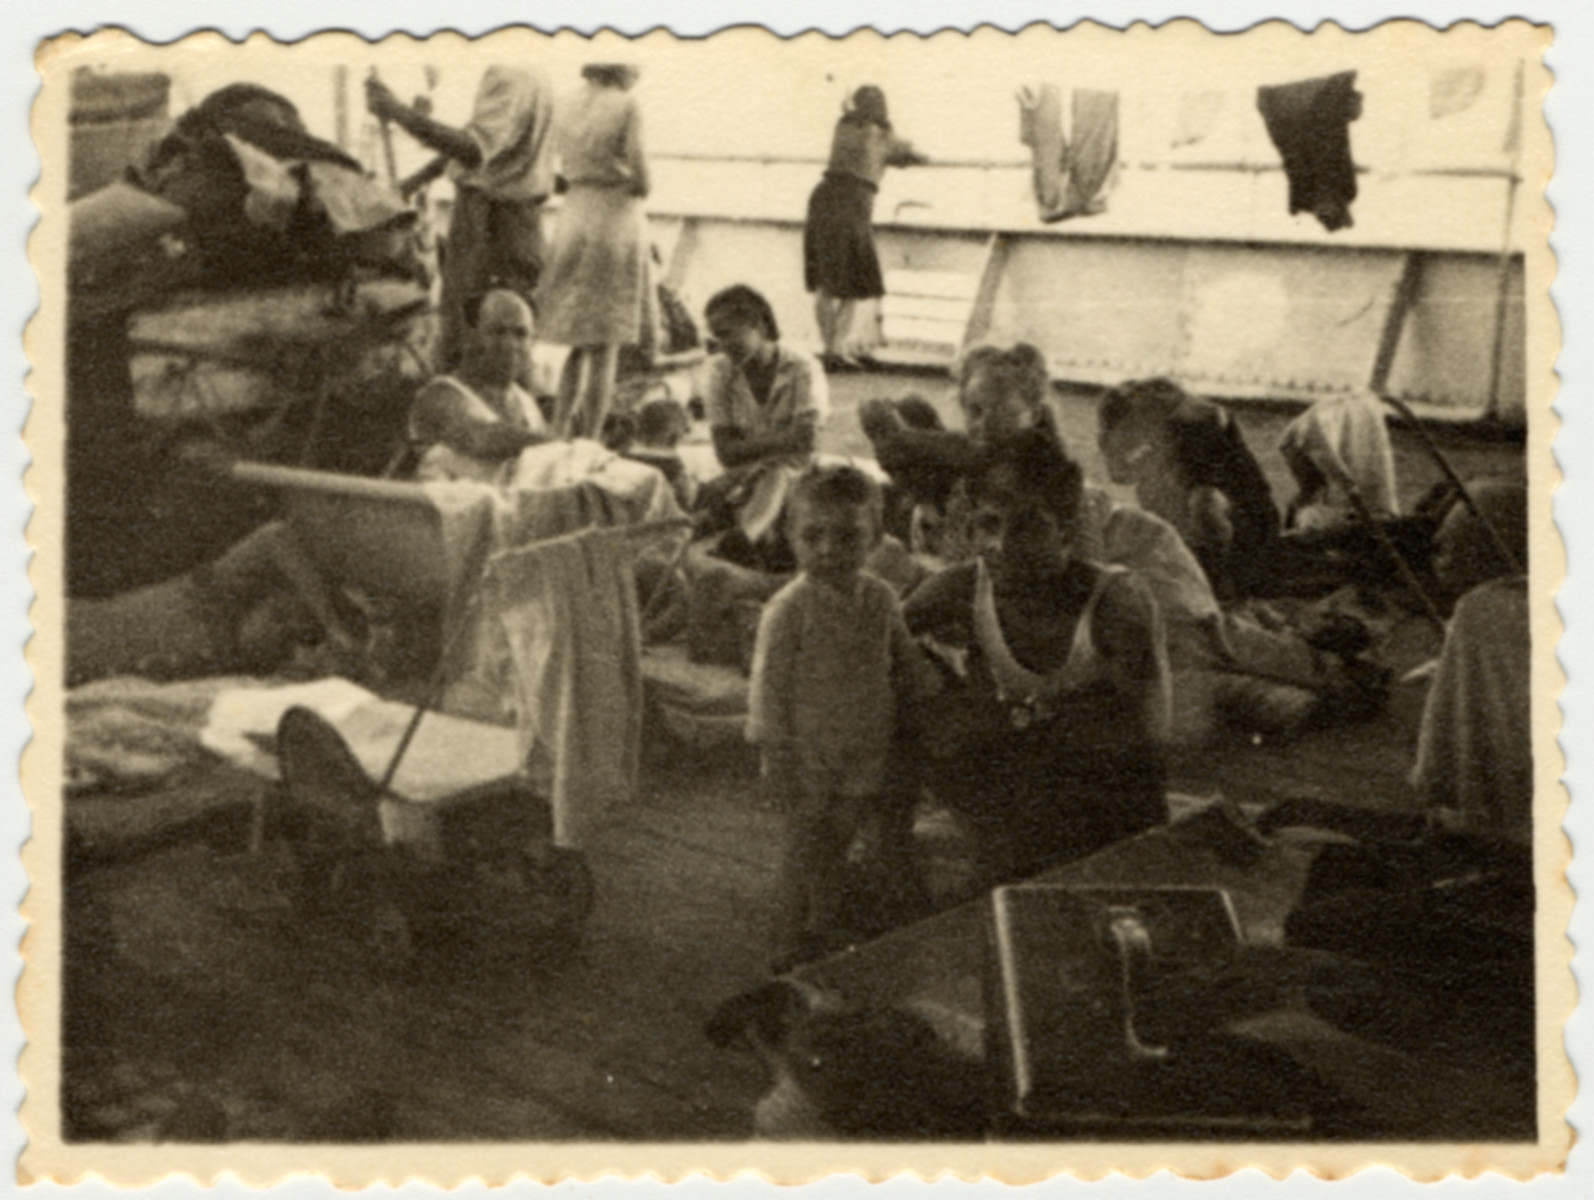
left=694, top=284, right=830, bottom=568
left=904, top=430, right=1170, bottom=886
left=409, top=287, right=553, bottom=483
left=1096, top=378, right=1279, bottom=601
left=1414, top=480, right=1531, bottom=846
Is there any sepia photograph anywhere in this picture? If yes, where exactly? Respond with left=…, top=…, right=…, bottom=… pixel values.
left=17, top=13, right=1569, bottom=1185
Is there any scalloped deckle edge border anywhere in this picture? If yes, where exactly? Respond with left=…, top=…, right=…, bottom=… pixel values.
left=20, top=16, right=1568, bottom=1186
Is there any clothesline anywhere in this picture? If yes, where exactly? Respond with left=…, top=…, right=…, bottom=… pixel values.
left=482, top=516, right=693, bottom=568
left=649, top=151, right=1521, bottom=183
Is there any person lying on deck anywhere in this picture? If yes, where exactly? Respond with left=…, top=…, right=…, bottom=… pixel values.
left=409, top=288, right=554, bottom=483
left=904, top=430, right=1171, bottom=887
left=1096, top=377, right=1280, bottom=602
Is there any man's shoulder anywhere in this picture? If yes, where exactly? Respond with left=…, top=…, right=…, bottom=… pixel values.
left=761, top=575, right=810, bottom=620
left=418, top=374, right=469, bottom=401
left=1455, top=575, right=1529, bottom=626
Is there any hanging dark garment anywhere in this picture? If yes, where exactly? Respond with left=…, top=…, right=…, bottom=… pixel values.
left=1256, top=71, right=1363, bottom=232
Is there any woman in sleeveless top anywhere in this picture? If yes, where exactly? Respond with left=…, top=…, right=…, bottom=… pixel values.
left=904, top=430, right=1170, bottom=886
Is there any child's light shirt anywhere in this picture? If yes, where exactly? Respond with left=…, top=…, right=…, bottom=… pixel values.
left=747, top=570, right=930, bottom=799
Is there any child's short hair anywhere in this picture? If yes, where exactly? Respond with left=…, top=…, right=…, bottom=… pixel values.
left=600, top=410, right=636, bottom=452
left=1099, top=377, right=1186, bottom=433
left=789, top=464, right=884, bottom=530
left=634, top=398, right=691, bottom=448
left=893, top=394, right=943, bottom=432
left=959, top=343, right=1050, bottom=411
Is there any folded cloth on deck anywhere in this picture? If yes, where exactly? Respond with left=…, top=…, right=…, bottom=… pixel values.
left=201, top=675, right=524, bottom=803
left=67, top=675, right=248, bottom=792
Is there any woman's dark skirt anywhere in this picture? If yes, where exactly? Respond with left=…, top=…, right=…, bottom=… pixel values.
left=804, top=172, right=884, bottom=300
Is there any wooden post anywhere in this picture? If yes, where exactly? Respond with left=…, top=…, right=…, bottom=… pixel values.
left=1369, top=251, right=1423, bottom=397
left=1486, top=59, right=1527, bottom=421
left=333, top=65, right=350, bottom=152
left=961, top=232, right=1009, bottom=354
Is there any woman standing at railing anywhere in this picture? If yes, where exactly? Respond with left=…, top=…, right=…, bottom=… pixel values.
left=537, top=62, right=650, bottom=440
left=804, top=86, right=925, bottom=369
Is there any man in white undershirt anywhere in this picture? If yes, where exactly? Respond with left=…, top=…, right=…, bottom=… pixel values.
left=410, top=288, right=554, bottom=483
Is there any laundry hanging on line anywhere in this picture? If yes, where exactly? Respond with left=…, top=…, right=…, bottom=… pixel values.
left=1256, top=70, right=1363, bottom=233
left=1017, top=83, right=1120, bottom=223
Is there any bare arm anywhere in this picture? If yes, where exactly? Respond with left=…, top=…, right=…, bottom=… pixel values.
left=400, top=154, right=450, bottom=199
left=747, top=594, right=803, bottom=799
left=366, top=78, right=482, bottom=168
left=411, top=381, right=550, bottom=462
left=1187, top=486, right=1235, bottom=559
left=1089, top=573, right=1172, bottom=749
left=711, top=412, right=817, bottom=470
left=885, top=135, right=928, bottom=167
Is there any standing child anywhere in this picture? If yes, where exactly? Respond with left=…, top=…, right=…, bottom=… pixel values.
left=747, top=466, right=939, bottom=972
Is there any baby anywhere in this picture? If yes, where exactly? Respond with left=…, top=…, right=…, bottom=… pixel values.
left=747, top=465, right=939, bottom=972
left=621, top=397, right=696, bottom=511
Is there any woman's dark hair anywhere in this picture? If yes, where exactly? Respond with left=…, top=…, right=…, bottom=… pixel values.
left=705, top=284, right=780, bottom=342
left=969, top=428, right=1085, bottom=537
left=841, top=85, right=891, bottom=130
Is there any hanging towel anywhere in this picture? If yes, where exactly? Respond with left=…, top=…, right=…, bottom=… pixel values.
left=488, top=530, right=647, bottom=848
left=1278, top=391, right=1399, bottom=530
left=1064, top=89, right=1119, bottom=218
left=1429, top=65, right=1487, bottom=120
left=1256, top=71, right=1363, bottom=233
left=1018, top=83, right=1066, bottom=217
left=1173, top=90, right=1226, bottom=149
left=1018, top=84, right=1119, bottom=222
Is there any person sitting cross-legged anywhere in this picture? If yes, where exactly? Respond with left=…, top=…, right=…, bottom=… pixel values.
left=904, top=430, right=1171, bottom=887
